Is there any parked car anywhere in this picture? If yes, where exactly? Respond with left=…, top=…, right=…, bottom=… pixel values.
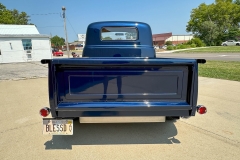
left=154, top=45, right=159, bottom=49
left=162, top=45, right=167, bottom=49
left=221, top=40, right=240, bottom=46
left=52, top=49, right=63, bottom=56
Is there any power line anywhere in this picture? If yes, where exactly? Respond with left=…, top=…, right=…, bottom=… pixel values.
left=37, top=26, right=64, bottom=28
left=66, top=17, right=78, bottom=38
left=30, top=13, right=60, bottom=16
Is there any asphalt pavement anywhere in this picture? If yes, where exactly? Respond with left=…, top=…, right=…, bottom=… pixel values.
left=63, top=51, right=240, bottom=61
left=156, top=52, right=240, bottom=61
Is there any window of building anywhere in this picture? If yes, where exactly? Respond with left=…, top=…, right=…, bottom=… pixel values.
left=22, top=39, right=32, bottom=50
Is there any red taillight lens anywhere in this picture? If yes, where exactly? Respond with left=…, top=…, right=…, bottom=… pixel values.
left=39, top=107, right=50, bottom=117
left=197, top=105, right=207, bottom=114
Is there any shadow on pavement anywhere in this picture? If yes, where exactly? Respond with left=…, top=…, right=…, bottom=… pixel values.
left=44, top=119, right=180, bottom=150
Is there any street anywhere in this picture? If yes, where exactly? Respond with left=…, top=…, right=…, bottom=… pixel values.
left=156, top=52, right=240, bottom=61
left=62, top=51, right=240, bottom=61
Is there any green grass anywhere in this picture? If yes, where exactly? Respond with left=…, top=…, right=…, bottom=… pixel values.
left=199, top=61, right=240, bottom=81
left=174, top=46, right=240, bottom=53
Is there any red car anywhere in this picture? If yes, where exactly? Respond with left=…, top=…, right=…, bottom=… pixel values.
left=52, top=49, right=63, bottom=56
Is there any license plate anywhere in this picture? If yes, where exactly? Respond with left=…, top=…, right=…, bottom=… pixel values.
left=42, top=119, right=73, bottom=135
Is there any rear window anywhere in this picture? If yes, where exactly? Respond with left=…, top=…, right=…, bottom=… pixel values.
left=101, top=27, right=138, bottom=41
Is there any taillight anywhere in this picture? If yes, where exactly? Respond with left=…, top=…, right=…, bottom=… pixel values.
left=197, top=105, right=207, bottom=114
left=39, top=107, right=50, bottom=117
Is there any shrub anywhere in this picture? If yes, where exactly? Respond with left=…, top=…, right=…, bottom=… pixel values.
left=178, top=44, right=187, bottom=49
left=191, top=38, right=205, bottom=47
left=167, top=45, right=173, bottom=50
left=165, top=41, right=173, bottom=45
left=191, top=43, right=196, bottom=48
left=186, top=40, right=192, bottom=45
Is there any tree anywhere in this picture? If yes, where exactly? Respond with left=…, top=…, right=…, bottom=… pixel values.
left=234, top=0, right=240, bottom=5
left=165, top=41, right=172, bottom=45
left=223, top=26, right=240, bottom=40
left=51, top=36, right=65, bottom=47
left=186, top=0, right=240, bottom=45
left=10, top=9, right=30, bottom=25
left=199, top=21, right=219, bottom=45
left=102, top=36, right=112, bottom=40
left=0, top=3, right=31, bottom=24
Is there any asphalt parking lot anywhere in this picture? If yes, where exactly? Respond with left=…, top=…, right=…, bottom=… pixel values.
left=0, top=61, right=48, bottom=81
left=0, top=61, right=240, bottom=160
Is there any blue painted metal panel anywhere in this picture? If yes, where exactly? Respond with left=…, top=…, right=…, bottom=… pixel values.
left=41, top=57, right=205, bottom=118
left=82, top=21, right=155, bottom=58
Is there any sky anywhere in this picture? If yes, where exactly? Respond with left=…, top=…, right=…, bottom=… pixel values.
left=1, top=0, right=215, bottom=42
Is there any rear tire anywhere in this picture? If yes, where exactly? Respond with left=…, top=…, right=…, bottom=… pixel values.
left=236, top=43, right=240, bottom=46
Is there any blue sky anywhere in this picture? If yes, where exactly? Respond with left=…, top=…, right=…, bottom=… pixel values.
left=1, top=0, right=215, bottom=42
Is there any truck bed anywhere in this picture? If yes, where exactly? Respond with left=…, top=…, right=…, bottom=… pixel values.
left=41, top=57, right=205, bottom=118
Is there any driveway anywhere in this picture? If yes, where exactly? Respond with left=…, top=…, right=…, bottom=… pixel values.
left=0, top=59, right=240, bottom=159
left=0, top=77, right=239, bottom=159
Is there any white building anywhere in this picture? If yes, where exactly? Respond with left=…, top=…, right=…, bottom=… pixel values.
left=0, top=25, right=51, bottom=63
left=77, top=34, right=86, bottom=45
left=152, top=32, right=194, bottom=46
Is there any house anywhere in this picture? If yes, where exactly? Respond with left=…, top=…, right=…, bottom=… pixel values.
left=0, top=24, right=51, bottom=63
left=152, top=32, right=193, bottom=46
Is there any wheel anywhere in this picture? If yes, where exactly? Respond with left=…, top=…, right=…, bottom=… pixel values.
left=236, top=43, right=240, bottom=46
left=223, top=44, right=227, bottom=46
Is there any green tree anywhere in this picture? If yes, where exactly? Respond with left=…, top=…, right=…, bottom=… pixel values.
left=11, top=9, right=30, bottom=24
left=223, top=26, right=240, bottom=40
left=0, top=3, right=31, bottom=24
left=199, top=21, right=219, bottom=45
left=51, top=35, right=65, bottom=47
left=165, top=41, right=172, bottom=45
left=234, top=0, right=240, bottom=5
left=186, top=0, right=240, bottom=45
left=102, top=36, right=112, bottom=40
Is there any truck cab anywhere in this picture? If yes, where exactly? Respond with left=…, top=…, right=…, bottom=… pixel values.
left=82, top=21, right=156, bottom=58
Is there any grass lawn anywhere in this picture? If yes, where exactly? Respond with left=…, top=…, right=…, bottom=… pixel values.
left=174, top=46, right=240, bottom=53
left=199, top=61, right=240, bottom=82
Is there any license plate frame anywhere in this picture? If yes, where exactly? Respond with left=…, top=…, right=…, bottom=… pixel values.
left=42, top=118, right=73, bottom=135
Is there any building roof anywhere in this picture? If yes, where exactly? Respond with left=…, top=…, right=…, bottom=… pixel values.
left=0, top=24, right=39, bottom=35
left=0, top=34, right=50, bottom=38
left=69, top=41, right=85, bottom=45
left=152, top=32, right=172, bottom=41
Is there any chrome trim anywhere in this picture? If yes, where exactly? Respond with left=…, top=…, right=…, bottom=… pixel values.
left=79, top=116, right=166, bottom=123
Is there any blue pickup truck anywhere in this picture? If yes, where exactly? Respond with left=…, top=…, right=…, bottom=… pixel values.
left=40, top=21, right=207, bottom=135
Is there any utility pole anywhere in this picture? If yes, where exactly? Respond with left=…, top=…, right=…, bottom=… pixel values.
left=62, top=6, right=70, bottom=58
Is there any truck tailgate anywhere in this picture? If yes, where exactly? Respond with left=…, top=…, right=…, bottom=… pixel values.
left=42, top=58, right=205, bottom=117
